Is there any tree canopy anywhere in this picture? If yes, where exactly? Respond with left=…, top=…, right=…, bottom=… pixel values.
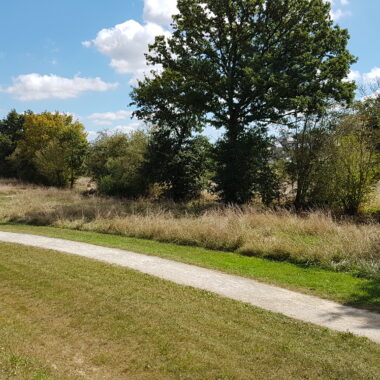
left=11, top=112, right=88, bottom=187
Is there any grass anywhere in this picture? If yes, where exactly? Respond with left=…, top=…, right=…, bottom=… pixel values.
left=0, top=178, right=379, bottom=279
left=1, top=223, right=379, bottom=312
left=0, top=242, right=379, bottom=379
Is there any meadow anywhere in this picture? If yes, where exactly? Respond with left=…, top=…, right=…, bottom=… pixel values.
left=1, top=178, right=379, bottom=279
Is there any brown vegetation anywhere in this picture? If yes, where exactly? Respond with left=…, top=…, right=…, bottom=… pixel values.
left=0, top=179, right=379, bottom=278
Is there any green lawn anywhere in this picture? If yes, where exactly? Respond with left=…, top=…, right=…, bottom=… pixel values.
left=0, top=242, right=379, bottom=379
left=0, top=223, right=379, bottom=312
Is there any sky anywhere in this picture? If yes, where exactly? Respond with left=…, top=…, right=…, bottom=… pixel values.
left=0, top=0, right=379, bottom=139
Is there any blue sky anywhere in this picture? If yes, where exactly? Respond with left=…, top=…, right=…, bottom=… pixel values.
left=0, top=0, right=379, bottom=139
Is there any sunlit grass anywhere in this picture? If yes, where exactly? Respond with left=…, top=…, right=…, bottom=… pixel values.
left=1, top=223, right=379, bottom=312
left=0, top=178, right=379, bottom=278
left=1, top=242, right=379, bottom=379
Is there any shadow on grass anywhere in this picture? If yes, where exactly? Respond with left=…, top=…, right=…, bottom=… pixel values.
left=1, top=218, right=379, bottom=314
left=344, top=278, right=380, bottom=314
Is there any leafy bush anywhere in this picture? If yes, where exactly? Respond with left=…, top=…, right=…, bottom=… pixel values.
left=214, top=128, right=279, bottom=205
left=87, top=131, right=148, bottom=197
left=145, top=129, right=212, bottom=201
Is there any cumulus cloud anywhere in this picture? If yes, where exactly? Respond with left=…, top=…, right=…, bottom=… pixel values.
left=87, top=121, right=145, bottom=140
left=1, top=73, right=118, bottom=101
left=347, top=70, right=361, bottom=82
left=347, top=67, right=380, bottom=84
left=143, top=0, right=178, bottom=25
left=83, top=21, right=167, bottom=81
left=87, top=110, right=132, bottom=126
left=83, top=20, right=169, bottom=80
left=110, top=124, right=138, bottom=134
left=363, top=67, right=380, bottom=82
left=83, top=0, right=176, bottom=82
left=346, top=67, right=380, bottom=99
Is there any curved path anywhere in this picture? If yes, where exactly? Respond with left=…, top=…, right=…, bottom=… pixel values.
left=0, top=231, right=379, bottom=344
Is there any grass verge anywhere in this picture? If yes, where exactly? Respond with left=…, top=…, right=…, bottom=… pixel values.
left=0, top=242, right=379, bottom=379
left=1, top=223, right=379, bottom=312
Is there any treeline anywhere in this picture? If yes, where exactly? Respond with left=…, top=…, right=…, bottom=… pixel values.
left=0, top=99, right=379, bottom=215
left=85, top=97, right=380, bottom=214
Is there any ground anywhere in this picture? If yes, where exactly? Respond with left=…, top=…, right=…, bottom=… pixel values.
left=1, top=242, right=379, bottom=379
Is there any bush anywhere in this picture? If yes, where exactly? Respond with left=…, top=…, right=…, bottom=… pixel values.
left=145, top=130, right=212, bottom=201
left=214, top=128, right=279, bottom=205
left=87, top=131, right=148, bottom=197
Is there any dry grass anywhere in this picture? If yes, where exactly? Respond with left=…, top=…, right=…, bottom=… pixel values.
left=0, top=178, right=379, bottom=278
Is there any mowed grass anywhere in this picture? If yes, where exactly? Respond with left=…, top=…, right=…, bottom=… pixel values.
left=0, top=242, right=379, bottom=379
left=1, top=224, right=379, bottom=312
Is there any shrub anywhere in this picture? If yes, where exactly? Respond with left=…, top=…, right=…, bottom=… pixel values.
left=87, top=131, right=148, bottom=197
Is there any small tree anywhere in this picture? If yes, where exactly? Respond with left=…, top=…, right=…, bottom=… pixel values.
left=11, top=112, right=88, bottom=187
left=146, top=129, right=212, bottom=201
left=331, top=102, right=380, bottom=214
left=281, top=112, right=338, bottom=209
left=0, top=110, right=28, bottom=178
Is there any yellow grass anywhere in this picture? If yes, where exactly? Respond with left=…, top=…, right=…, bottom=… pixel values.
left=0, top=178, right=379, bottom=277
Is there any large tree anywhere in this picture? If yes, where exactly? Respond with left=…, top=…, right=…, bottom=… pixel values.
left=134, top=0, right=356, bottom=203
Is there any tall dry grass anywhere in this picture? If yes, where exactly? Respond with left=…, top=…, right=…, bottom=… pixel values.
left=0, top=178, right=379, bottom=278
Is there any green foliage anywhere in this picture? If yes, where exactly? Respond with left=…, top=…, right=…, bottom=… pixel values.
left=281, top=113, right=337, bottom=209
left=331, top=108, right=380, bottom=214
left=282, top=98, right=380, bottom=213
left=146, top=129, right=212, bottom=201
left=10, top=112, right=88, bottom=187
left=214, top=128, right=279, bottom=204
left=0, top=110, right=28, bottom=178
left=131, top=65, right=209, bottom=201
left=135, top=0, right=356, bottom=203
left=87, top=131, right=149, bottom=197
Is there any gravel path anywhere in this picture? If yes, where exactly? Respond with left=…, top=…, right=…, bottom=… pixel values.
left=0, top=231, right=379, bottom=344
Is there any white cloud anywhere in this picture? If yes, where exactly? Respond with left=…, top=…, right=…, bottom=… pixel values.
left=1, top=73, right=118, bottom=101
left=83, top=20, right=169, bottom=80
left=347, top=67, right=380, bottom=84
left=88, top=110, right=132, bottom=126
left=111, top=124, right=136, bottom=134
left=330, top=9, right=348, bottom=21
left=345, top=67, right=380, bottom=100
left=83, top=0, right=175, bottom=82
left=363, top=67, right=380, bottom=82
left=347, top=70, right=361, bottom=82
left=143, top=0, right=178, bottom=25
left=87, top=121, right=145, bottom=140
left=87, top=130, right=99, bottom=140
left=325, top=0, right=351, bottom=21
